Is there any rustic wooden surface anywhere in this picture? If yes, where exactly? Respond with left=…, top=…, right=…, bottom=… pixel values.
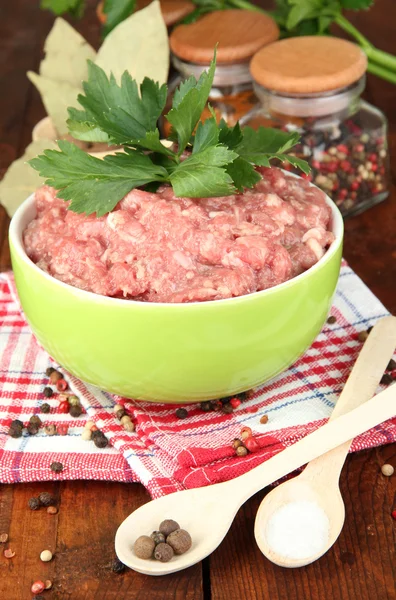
left=0, top=0, right=395, bottom=598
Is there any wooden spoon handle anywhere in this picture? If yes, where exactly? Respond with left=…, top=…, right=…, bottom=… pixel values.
left=303, top=315, right=396, bottom=480
left=226, top=369, right=396, bottom=504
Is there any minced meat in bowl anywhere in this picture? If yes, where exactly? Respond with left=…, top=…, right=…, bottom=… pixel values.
left=23, top=167, right=335, bottom=304
left=10, top=169, right=343, bottom=401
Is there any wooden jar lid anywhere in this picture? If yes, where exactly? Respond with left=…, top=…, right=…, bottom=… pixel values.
left=250, top=36, right=367, bottom=93
left=170, top=10, right=279, bottom=64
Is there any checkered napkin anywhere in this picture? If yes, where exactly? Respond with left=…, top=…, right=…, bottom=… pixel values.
left=0, top=263, right=395, bottom=498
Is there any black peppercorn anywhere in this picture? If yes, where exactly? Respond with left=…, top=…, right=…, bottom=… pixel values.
left=386, top=359, right=396, bottom=372
left=38, top=492, right=55, bottom=507
left=45, top=367, right=55, bottom=377
left=27, top=424, right=39, bottom=436
left=40, top=403, right=51, bottom=414
left=380, top=374, right=393, bottom=386
left=200, top=401, right=212, bottom=412
left=91, top=430, right=103, bottom=440
left=175, top=408, right=188, bottom=419
left=28, top=497, right=41, bottom=510
left=327, top=315, right=337, bottom=324
left=219, top=396, right=232, bottom=405
left=69, top=404, right=83, bottom=418
left=50, top=462, right=63, bottom=473
left=221, top=403, right=233, bottom=414
left=9, top=420, right=23, bottom=438
left=210, top=399, right=222, bottom=411
left=115, top=408, right=126, bottom=420
left=111, top=558, right=125, bottom=573
left=43, top=387, right=53, bottom=398
left=29, top=415, right=42, bottom=427
left=93, top=433, right=108, bottom=449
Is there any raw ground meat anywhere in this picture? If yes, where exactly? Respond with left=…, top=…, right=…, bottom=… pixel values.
left=23, top=167, right=335, bottom=303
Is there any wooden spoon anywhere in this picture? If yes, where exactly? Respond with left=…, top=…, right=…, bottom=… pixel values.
left=115, top=317, right=396, bottom=576
left=254, top=315, right=396, bottom=567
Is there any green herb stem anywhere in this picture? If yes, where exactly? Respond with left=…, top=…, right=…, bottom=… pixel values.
left=365, top=48, right=396, bottom=73
left=367, top=61, right=396, bottom=84
left=334, top=13, right=372, bottom=49
left=226, top=0, right=265, bottom=13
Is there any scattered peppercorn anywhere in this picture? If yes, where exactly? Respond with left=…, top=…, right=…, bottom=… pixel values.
left=232, top=438, right=243, bottom=450
left=327, top=315, right=337, bottom=324
left=49, top=370, right=63, bottom=384
left=150, top=531, right=166, bottom=545
left=236, top=445, right=248, bottom=457
left=120, top=415, right=132, bottom=426
left=81, top=430, right=92, bottom=441
left=8, top=420, right=23, bottom=438
left=38, top=492, right=54, bottom=507
left=260, top=415, right=269, bottom=425
left=229, top=397, right=241, bottom=409
left=210, top=399, right=222, bottom=411
left=391, top=510, right=396, bottom=520
left=69, top=404, right=83, bottom=418
left=381, top=464, right=394, bottom=477
left=85, top=420, right=95, bottom=430
left=380, top=374, right=393, bottom=386
left=115, top=408, right=126, bottom=420
left=175, top=408, right=188, bottom=419
left=28, top=497, right=41, bottom=511
left=386, top=359, right=396, bottom=371
left=133, top=535, right=155, bottom=559
left=47, top=506, right=58, bottom=515
left=40, top=549, right=53, bottom=562
left=240, top=426, right=252, bottom=441
left=40, top=403, right=51, bottom=414
left=367, top=326, right=373, bottom=333
left=113, top=403, right=123, bottom=412
left=68, top=395, right=80, bottom=406
left=221, top=402, right=233, bottom=414
left=46, top=367, right=55, bottom=377
left=154, top=542, right=174, bottom=562
left=58, top=401, right=69, bottom=414
left=30, top=415, right=42, bottom=427
left=4, top=548, right=15, bottom=558
left=111, top=558, right=126, bottom=573
left=45, top=580, right=53, bottom=590
left=166, top=529, right=192, bottom=555
left=57, top=424, right=69, bottom=436
left=358, top=330, right=369, bottom=342
left=56, top=378, right=68, bottom=392
left=93, top=432, right=109, bottom=448
left=31, top=581, right=45, bottom=595
left=200, top=401, right=212, bottom=412
left=50, top=462, right=63, bottom=473
left=43, top=386, right=53, bottom=398
left=44, top=424, right=57, bottom=436
left=159, top=519, right=180, bottom=537
left=27, top=423, right=39, bottom=436
left=0, top=533, right=8, bottom=543
left=123, top=421, right=135, bottom=433
left=244, top=436, right=260, bottom=453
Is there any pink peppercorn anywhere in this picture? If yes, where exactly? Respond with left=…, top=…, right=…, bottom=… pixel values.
left=350, top=181, right=360, bottom=191
left=57, top=424, right=69, bottom=436
left=355, top=143, right=364, bottom=152
left=326, top=162, right=338, bottom=173
left=337, top=144, right=348, bottom=153
left=392, top=510, right=396, bottom=520
left=230, top=398, right=241, bottom=409
left=312, top=160, right=321, bottom=170
left=340, top=160, right=351, bottom=172
left=338, top=189, right=348, bottom=199
left=58, top=401, right=69, bottom=414
left=244, top=437, right=260, bottom=453
left=31, top=581, right=45, bottom=594
left=56, top=379, right=68, bottom=392
left=368, top=153, right=377, bottom=162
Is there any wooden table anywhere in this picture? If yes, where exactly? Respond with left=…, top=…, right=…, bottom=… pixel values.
left=0, top=1, right=395, bottom=598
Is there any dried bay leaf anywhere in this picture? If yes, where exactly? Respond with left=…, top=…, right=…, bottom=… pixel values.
left=27, top=73, right=81, bottom=136
left=0, top=140, right=58, bottom=217
left=40, top=17, right=96, bottom=88
left=95, top=0, right=169, bottom=85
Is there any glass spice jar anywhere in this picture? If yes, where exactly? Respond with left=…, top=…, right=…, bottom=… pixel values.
left=244, top=37, right=389, bottom=217
left=162, top=9, right=280, bottom=136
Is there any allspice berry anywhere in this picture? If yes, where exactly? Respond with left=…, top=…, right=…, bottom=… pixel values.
left=150, top=531, right=165, bottom=545
left=166, top=529, right=192, bottom=555
left=133, top=535, right=155, bottom=559
left=159, top=519, right=180, bottom=537
left=154, top=542, right=174, bottom=562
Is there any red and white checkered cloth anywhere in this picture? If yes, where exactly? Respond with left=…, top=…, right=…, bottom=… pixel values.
left=0, top=263, right=395, bottom=498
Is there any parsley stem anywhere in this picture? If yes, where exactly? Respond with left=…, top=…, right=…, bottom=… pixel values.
left=366, top=48, right=396, bottom=73
left=367, top=61, right=396, bottom=85
left=226, top=0, right=266, bottom=12
left=334, top=14, right=372, bottom=49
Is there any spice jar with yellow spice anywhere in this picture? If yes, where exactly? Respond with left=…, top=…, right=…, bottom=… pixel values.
left=162, top=9, right=279, bottom=135
left=243, top=37, right=389, bottom=217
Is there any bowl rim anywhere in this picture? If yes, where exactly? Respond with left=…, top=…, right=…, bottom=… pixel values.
left=9, top=178, right=344, bottom=310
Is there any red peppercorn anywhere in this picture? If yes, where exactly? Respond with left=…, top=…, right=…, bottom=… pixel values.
left=371, top=163, right=378, bottom=172
left=31, top=581, right=45, bottom=594
left=240, top=426, right=252, bottom=436
left=337, top=144, right=348, bottom=154
left=368, top=153, right=378, bottom=162
left=340, top=160, right=351, bottom=172
left=338, top=189, right=348, bottom=199
left=326, top=162, right=338, bottom=173
left=56, top=379, right=68, bottom=392
left=311, top=160, right=321, bottom=170
left=230, top=398, right=241, bottom=409
left=392, top=510, right=396, bottom=520
left=355, top=143, right=364, bottom=152
left=57, top=424, right=69, bottom=436
left=244, top=436, right=260, bottom=453
left=332, top=181, right=339, bottom=191
left=350, top=181, right=360, bottom=191
left=91, top=425, right=98, bottom=432
left=58, top=401, right=69, bottom=414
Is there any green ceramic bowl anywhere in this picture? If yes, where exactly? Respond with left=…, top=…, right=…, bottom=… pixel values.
left=9, top=186, right=343, bottom=403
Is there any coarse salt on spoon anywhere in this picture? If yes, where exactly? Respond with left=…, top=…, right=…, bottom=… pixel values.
left=115, top=317, right=396, bottom=576
left=254, top=315, right=396, bottom=568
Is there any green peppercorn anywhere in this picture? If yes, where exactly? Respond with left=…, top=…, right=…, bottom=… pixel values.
left=50, top=462, right=63, bottom=473
left=43, top=387, right=53, bottom=398
left=28, top=497, right=40, bottom=510
left=154, top=542, right=174, bottom=562
left=68, top=395, right=80, bottom=406
left=40, top=403, right=51, bottom=414
left=166, top=529, right=192, bottom=555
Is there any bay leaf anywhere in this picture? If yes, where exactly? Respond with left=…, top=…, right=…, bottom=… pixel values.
left=0, top=139, right=58, bottom=218
left=95, top=0, right=169, bottom=85
left=27, top=72, right=81, bottom=136
left=40, top=17, right=96, bottom=88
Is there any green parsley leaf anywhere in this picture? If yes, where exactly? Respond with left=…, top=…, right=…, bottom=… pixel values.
left=40, top=0, right=85, bottom=18
left=67, top=108, right=111, bottom=143
left=235, top=127, right=300, bottom=164
left=226, top=157, right=261, bottom=192
left=102, top=0, right=136, bottom=37
left=170, top=146, right=237, bottom=197
left=166, top=52, right=216, bottom=155
left=192, top=116, right=219, bottom=154
left=29, top=140, right=168, bottom=216
left=218, top=120, right=243, bottom=149
left=340, top=0, right=373, bottom=8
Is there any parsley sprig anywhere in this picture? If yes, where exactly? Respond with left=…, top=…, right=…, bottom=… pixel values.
left=30, top=53, right=309, bottom=217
